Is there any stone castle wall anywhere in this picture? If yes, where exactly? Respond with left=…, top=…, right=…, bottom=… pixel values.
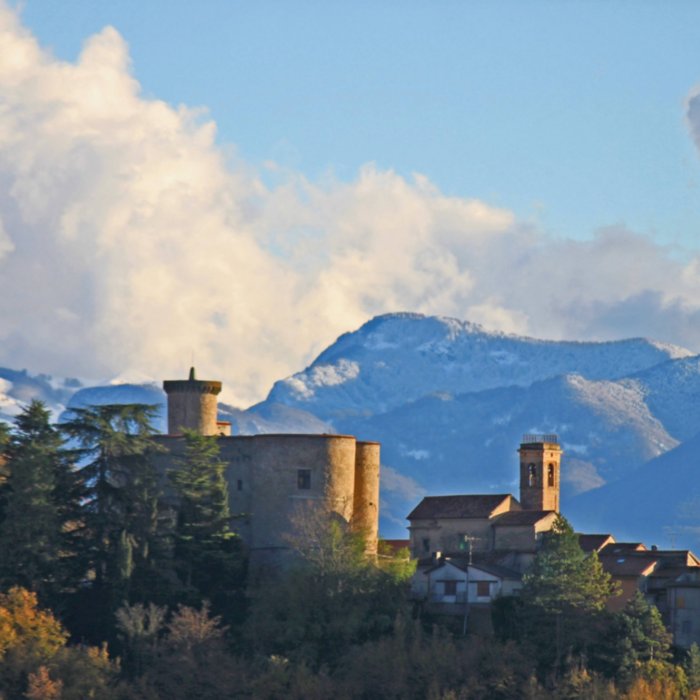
left=160, top=371, right=380, bottom=567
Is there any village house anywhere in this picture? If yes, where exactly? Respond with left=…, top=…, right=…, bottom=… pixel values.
left=406, top=434, right=700, bottom=647
left=407, top=434, right=562, bottom=621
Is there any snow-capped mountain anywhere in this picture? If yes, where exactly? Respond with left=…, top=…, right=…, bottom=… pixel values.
left=266, top=313, right=691, bottom=420
left=2, top=312, right=700, bottom=548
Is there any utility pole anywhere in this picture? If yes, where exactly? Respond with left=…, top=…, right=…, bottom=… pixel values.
left=462, top=534, right=480, bottom=636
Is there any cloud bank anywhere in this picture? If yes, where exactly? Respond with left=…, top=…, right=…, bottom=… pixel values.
left=2, top=4, right=700, bottom=405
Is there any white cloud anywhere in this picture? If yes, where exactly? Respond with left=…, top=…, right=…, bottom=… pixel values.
left=1, top=4, right=700, bottom=405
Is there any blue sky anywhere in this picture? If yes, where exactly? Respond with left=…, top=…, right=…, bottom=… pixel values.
left=3, top=1, right=700, bottom=403
left=19, top=1, right=700, bottom=248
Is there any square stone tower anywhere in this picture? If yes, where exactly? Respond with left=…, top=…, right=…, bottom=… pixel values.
left=518, top=434, right=562, bottom=512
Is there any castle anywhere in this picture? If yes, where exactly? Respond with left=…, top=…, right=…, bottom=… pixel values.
left=157, top=369, right=380, bottom=568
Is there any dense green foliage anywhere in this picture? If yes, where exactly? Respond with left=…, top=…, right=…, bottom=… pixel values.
left=168, top=430, right=246, bottom=621
left=0, top=405, right=698, bottom=698
left=0, top=402, right=80, bottom=602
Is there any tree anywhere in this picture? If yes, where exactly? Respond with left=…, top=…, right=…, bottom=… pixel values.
left=60, top=403, right=164, bottom=637
left=0, top=401, right=80, bottom=603
left=685, top=643, right=700, bottom=692
left=518, top=514, right=618, bottom=676
left=613, top=591, right=673, bottom=681
left=247, top=502, right=408, bottom=669
left=168, top=430, right=246, bottom=618
left=0, top=587, right=118, bottom=699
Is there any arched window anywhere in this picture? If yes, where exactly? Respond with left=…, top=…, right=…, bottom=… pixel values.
left=528, top=463, right=536, bottom=487
left=548, top=463, right=555, bottom=487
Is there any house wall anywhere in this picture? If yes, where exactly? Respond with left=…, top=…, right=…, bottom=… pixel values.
left=669, top=586, right=700, bottom=649
left=493, top=514, right=557, bottom=552
left=427, top=563, right=468, bottom=603
left=494, top=525, right=538, bottom=551
left=410, top=517, right=493, bottom=558
left=420, top=563, right=521, bottom=606
left=606, top=575, right=649, bottom=612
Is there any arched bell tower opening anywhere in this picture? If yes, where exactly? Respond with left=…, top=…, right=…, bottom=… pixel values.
left=518, top=434, right=562, bottom=512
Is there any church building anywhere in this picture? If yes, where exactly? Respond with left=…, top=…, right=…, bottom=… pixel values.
left=407, top=435, right=562, bottom=613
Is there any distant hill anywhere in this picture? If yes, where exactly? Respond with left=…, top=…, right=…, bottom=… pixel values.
left=1, top=312, right=699, bottom=548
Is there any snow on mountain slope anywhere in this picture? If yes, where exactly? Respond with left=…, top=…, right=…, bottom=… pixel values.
left=267, top=313, right=692, bottom=421
left=566, top=430, right=700, bottom=551
left=621, top=355, right=700, bottom=441
left=333, top=372, right=678, bottom=534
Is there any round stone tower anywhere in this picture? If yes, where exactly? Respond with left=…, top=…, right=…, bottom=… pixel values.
left=352, top=441, right=380, bottom=556
left=163, top=367, right=222, bottom=436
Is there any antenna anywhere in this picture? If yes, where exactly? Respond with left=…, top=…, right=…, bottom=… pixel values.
left=664, top=526, right=678, bottom=550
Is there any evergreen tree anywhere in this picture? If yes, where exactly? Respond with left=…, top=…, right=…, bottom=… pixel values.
left=168, top=430, right=246, bottom=619
left=0, top=401, right=79, bottom=602
left=685, top=642, right=700, bottom=691
left=518, top=514, right=618, bottom=676
left=60, top=404, right=163, bottom=636
left=613, top=591, right=673, bottom=680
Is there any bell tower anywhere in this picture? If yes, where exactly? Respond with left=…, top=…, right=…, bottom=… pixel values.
left=518, top=434, right=562, bottom=512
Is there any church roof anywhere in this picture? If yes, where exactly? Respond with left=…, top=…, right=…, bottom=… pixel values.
left=490, top=510, right=555, bottom=527
left=407, top=494, right=513, bottom=520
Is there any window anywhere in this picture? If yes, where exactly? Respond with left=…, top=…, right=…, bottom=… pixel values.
left=422, top=538, right=431, bottom=553
left=548, top=464, right=555, bottom=487
left=297, top=469, right=311, bottom=490
left=677, top=595, right=686, bottom=609
left=237, top=479, right=243, bottom=491
left=528, top=463, right=537, bottom=487
left=476, top=580, right=491, bottom=597
left=444, top=580, right=457, bottom=596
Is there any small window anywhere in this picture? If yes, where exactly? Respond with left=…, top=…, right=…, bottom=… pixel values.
left=237, top=479, right=243, bottom=491
left=297, top=469, right=311, bottom=490
left=476, top=580, right=491, bottom=597
left=444, top=580, right=457, bottom=596
left=422, top=538, right=431, bottom=553
left=528, top=463, right=537, bottom=487
left=548, top=464, right=555, bottom=487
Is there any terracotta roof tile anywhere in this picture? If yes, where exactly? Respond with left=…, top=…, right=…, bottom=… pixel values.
left=577, top=534, right=615, bottom=553
left=491, top=510, right=555, bottom=527
left=407, top=494, right=513, bottom=520
left=599, top=554, right=659, bottom=577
